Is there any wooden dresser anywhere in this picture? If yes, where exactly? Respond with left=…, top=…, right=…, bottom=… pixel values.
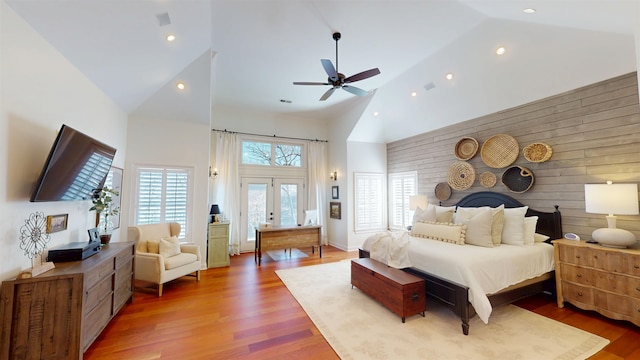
left=255, top=225, right=321, bottom=265
left=208, top=222, right=230, bottom=268
left=0, top=242, right=135, bottom=359
left=554, top=239, right=640, bottom=326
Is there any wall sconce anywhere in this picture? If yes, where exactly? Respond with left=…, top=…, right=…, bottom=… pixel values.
left=330, top=170, right=338, bottom=181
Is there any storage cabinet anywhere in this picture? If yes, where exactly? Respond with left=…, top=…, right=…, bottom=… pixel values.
left=554, top=239, right=640, bottom=326
left=208, top=223, right=230, bottom=268
left=0, top=242, right=135, bottom=359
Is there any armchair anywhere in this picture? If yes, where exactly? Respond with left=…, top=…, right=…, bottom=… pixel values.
left=129, top=222, right=202, bottom=296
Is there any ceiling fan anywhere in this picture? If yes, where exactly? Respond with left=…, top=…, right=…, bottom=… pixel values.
left=293, top=32, right=380, bottom=101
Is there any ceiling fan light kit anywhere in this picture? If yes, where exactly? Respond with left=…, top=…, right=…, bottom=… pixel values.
left=294, top=32, right=380, bottom=101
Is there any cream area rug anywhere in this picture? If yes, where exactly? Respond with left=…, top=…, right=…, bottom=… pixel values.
left=276, top=261, right=609, bottom=360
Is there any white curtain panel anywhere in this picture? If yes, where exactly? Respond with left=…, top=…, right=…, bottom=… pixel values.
left=215, top=132, right=241, bottom=255
left=307, top=141, right=329, bottom=245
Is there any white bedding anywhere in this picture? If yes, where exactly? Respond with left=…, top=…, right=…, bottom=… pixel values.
left=362, top=233, right=555, bottom=324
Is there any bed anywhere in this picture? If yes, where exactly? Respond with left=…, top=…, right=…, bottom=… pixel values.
left=359, top=191, right=562, bottom=335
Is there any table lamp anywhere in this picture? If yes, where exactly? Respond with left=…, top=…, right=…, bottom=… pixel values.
left=210, top=204, right=221, bottom=223
left=409, top=195, right=428, bottom=211
left=584, top=181, right=639, bottom=248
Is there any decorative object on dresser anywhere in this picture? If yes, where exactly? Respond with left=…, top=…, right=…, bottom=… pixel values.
left=90, top=186, right=120, bottom=245
left=447, top=161, right=475, bottom=190
left=584, top=181, right=639, bottom=248
left=0, top=242, right=135, bottom=359
left=210, top=204, right=221, bottom=223
left=17, top=211, right=54, bottom=278
left=454, top=136, right=479, bottom=160
left=501, top=165, right=534, bottom=193
left=480, top=134, right=519, bottom=168
left=554, top=239, right=640, bottom=327
left=208, top=222, right=230, bottom=268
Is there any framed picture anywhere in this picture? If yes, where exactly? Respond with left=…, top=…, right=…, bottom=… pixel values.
left=105, top=166, right=123, bottom=229
left=332, top=186, right=339, bottom=199
left=330, top=202, right=341, bottom=219
left=46, top=214, right=68, bottom=233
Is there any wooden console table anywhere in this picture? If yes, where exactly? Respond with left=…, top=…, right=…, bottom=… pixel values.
left=255, top=225, right=321, bottom=265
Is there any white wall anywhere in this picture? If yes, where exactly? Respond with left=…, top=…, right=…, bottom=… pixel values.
left=0, top=2, right=128, bottom=280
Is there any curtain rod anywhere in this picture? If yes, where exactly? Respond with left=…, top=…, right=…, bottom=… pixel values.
left=212, top=128, right=328, bottom=143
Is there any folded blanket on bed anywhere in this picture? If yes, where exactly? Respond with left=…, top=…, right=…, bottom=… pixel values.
left=362, top=231, right=412, bottom=269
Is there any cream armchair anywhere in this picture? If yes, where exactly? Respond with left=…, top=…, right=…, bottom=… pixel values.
left=129, top=222, right=202, bottom=296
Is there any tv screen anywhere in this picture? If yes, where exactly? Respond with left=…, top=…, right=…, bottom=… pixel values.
left=30, top=124, right=116, bottom=202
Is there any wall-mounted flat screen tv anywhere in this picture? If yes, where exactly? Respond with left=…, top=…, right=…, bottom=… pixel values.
left=30, top=124, right=116, bottom=202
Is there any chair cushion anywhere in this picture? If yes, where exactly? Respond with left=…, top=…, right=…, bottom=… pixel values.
left=164, top=252, right=198, bottom=270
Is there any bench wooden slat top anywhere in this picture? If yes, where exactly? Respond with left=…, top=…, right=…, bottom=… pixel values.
left=351, top=258, right=422, bottom=286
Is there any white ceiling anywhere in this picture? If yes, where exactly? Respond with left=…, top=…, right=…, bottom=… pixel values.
left=5, top=0, right=639, bottom=143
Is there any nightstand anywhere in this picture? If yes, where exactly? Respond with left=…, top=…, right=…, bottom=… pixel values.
left=553, top=239, right=640, bottom=326
left=208, top=222, right=230, bottom=268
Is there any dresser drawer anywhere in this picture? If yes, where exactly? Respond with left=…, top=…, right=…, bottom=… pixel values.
left=562, top=281, right=594, bottom=305
left=623, top=255, right=640, bottom=277
left=558, top=245, right=593, bottom=267
left=593, top=271, right=628, bottom=293
left=594, top=290, right=633, bottom=317
left=83, top=295, right=112, bottom=350
left=627, top=277, right=640, bottom=300
left=84, top=259, right=115, bottom=290
left=210, top=225, right=228, bottom=237
left=115, top=245, right=134, bottom=267
left=633, top=298, right=640, bottom=323
left=84, top=275, right=113, bottom=315
left=560, top=263, right=594, bottom=286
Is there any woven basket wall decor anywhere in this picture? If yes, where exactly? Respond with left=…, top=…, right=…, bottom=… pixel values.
left=523, top=142, right=552, bottom=163
left=481, top=134, right=519, bottom=168
left=454, top=137, right=479, bottom=160
left=501, top=166, right=535, bottom=193
left=435, top=182, right=452, bottom=201
left=447, top=161, right=475, bottom=191
left=479, top=172, right=497, bottom=188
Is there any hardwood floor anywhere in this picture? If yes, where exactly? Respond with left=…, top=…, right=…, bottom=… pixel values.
left=85, top=246, right=640, bottom=359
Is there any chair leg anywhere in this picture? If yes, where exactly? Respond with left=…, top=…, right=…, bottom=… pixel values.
left=196, top=270, right=201, bottom=281
left=158, top=283, right=163, bottom=297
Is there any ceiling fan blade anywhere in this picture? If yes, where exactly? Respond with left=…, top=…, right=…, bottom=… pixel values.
left=293, top=81, right=330, bottom=85
left=342, top=85, right=369, bottom=97
left=344, top=68, right=380, bottom=83
left=320, top=87, right=337, bottom=101
left=321, top=59, right=338, bottom=82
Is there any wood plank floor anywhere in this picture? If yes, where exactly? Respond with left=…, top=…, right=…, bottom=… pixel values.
left=85, top=246, right=640, bottom=359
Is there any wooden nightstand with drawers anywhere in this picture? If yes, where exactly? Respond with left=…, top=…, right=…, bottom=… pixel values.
left=553, top=239, right=640, bottom=326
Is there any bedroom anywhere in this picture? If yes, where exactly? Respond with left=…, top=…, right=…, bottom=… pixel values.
left=1, top=0, right=640, bottom=358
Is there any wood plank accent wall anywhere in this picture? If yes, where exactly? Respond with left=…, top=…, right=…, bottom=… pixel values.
left=387, top=72, right=640, bottom=241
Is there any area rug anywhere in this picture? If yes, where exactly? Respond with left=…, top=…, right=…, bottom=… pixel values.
left=266, top=248, right=308, bottom=261
left=276, top=261, right=609, bottom=360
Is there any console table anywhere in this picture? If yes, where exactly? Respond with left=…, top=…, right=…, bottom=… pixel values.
left=255, top=225, right=321, bottom=265
left=0, top=242, right=135, bottom=359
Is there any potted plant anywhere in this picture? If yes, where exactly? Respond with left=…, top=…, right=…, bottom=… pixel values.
left=90, top=186, right=120, bottom=245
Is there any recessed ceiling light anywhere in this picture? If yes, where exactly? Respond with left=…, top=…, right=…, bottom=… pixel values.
left=176, top=82, right=185, bottom=90
left=523, top=8, right=536, bottom=14
left=496, top=47, right=506, bottom=55
left=411, top=91, right=417, bottom=97
left=166, top=34, right=176, bottom=42
left=373, top=111, right=379, bottom=117
left=279, top=99, right=292, bottom=104
left=445, top=73, right=454, bottom=80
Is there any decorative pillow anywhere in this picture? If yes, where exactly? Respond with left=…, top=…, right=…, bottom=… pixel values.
left=454, top=207, right=493, bottom=247
left=534, top=233, right=550, bottom=243
left=146, top=239, right=160, bottom=254
left=524, top=216, right=538, bottom=246
left=159, top=236, right=181, bottom=258
left=411, top=221, right=466, bottom=245
left=412, top=205, right=437, bottom=225
left=501, top=206, right=528, bottom=245
left=427, top=204, right=456, bottom=223
left=455, top=205, right=504, bottom=246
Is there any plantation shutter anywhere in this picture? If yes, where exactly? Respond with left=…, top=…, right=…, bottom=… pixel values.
left=354, top=173, right=385, bottom=232
left=388, top=172, right=417, bottom=230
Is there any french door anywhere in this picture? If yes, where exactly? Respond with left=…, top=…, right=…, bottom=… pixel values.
left=239, top=177, right=304, bottom=252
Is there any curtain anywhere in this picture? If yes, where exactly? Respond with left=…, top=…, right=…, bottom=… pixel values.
left=215, top=132, right=241, bottom=255
left=307, top=141, right=329, bottom=245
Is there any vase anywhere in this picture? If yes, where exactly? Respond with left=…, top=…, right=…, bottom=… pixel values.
left=98, top=217, right=114, bottom=245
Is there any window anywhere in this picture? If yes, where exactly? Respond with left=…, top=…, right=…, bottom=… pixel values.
left=388, top=172, right=417, bottom=230
left=241, top=140, right=302, bottom=167
left=134, top=166, right=192, bottom=239
left=354, top=172, right=385, bottom=232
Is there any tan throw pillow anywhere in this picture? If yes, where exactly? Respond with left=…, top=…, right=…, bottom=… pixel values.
left=427, top=204, right=456, bottom=223
left=159, top=236, right=181, bottom=258
left=146, top=239, right=160, bottom=254
left=455, top=205, right=504, bottom=246
left=411, top=221, right=466, bottom=245
left=412, top=205, right=437, bottom=224
left=454, top=207, right=493, bottom=247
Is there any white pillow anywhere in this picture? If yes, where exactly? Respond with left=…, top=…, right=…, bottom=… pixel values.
left=159, top=236, right=181, bottom=258
left=412, top=205, right=437, bottom=224
left=454, top=207, right=493, bottom=247
left=501, top=206, right=528, bottom=245
left=534, top=233, right=550, bottom=243
left=427, top=204, right=456, bottom=223
left=411, top=221, right=466, bottom=245
left=524, top=216, right=538, bottom=246
left=455, top=205, right=504, bottom=246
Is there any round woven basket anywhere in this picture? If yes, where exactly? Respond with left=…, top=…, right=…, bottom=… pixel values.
left=454, top=137, right=479, bottom=160
left=501, top=166, right=534, bottom=193
left=479, top=172, right=496, bottom=188
left=447, top=161, right=476, bottom=191
left=435, top=182, right=452, bottom=201
left=523, top=142, right=552, bottom=163
left=481, top=134, right=519, bottom=168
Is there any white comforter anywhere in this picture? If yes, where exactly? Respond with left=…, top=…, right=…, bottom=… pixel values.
left=362, top=232, right=555, bottom=324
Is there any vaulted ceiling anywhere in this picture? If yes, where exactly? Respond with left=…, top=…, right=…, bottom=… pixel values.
left=5, top=0, right=639, bottom=143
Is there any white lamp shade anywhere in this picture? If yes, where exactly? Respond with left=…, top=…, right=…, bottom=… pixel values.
left=409, top=195, right=428, bottom=211
left=584, top=183, right=639, bottom=216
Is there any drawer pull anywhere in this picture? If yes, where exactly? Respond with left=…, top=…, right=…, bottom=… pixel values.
left=593, top=255, right=598, bottom=260
left=635, top=265, right=640, bottom=269
left=577, top=292, right=583, bottom=296
left=576, top=274, right=582, bottom=278
left=575, top=255, right=580, bottom=259
left=636, top=287, right=640, bottom=292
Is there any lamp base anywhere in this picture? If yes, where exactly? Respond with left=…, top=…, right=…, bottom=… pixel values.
left=592, top=227, right=637, bottom=248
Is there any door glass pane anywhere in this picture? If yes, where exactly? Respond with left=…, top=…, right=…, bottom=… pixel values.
left=279, top=183, right=298, bottom=225
left=247, top=183, right=267, bottom=242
